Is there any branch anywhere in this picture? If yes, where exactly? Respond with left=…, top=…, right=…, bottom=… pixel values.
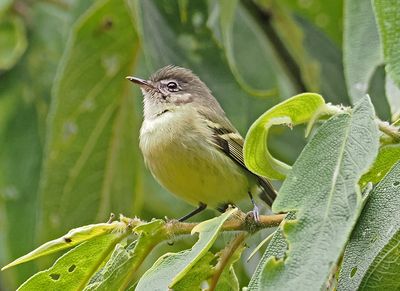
left=376, top=119, right=400, bottom=143
left=209, top=232, right=248, bottom=291
left=165, top=212, right=286, bottom=236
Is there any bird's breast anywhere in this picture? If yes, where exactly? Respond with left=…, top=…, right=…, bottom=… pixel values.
left=139, top=109, right=250, bottom=207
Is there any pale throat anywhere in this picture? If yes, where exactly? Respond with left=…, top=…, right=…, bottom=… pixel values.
left=142, top=90, right=193, bottom=119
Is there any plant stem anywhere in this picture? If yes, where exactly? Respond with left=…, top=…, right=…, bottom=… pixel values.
left=209, top=232, right=248, bottom=291
left=166, top=212, right=286, bottom=236
left=376, top=119, right=400, bottom=143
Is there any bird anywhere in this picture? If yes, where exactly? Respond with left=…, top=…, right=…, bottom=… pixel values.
left=126, top=65, right=276, bottom=221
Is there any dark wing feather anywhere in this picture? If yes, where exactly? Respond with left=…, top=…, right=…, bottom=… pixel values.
left=199, top=111, right=277, bottom=206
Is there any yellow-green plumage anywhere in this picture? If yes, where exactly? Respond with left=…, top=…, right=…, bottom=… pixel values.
left=140, top=106, right=255, bottom=208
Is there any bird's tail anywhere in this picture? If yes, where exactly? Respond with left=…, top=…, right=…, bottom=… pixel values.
left=257, top=177, right=277, bottom=206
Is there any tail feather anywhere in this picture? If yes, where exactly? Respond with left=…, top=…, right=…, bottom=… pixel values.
left=257, top=177, right=277, bottom=206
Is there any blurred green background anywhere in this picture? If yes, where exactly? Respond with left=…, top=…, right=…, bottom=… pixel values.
left=0, top=0, right=396, bottom=289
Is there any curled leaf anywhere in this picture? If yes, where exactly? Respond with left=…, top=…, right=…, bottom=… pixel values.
left=244, top=93, right=325, bottom=180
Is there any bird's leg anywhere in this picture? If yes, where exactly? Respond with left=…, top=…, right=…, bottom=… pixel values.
left=178, top=202, right=207, bottom=222
left=248, top=192, right=260, bottom=222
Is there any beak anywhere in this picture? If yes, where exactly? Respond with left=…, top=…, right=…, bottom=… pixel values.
left=126, top=76, right=154, bottom=89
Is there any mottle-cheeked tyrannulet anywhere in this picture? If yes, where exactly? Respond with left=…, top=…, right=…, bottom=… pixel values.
left=127, top=65, right=276, bottom=221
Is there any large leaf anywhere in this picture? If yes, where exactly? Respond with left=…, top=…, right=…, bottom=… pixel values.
left=84, top=242, right=134, bottom=290
left=83, top=220, right=168, bottom=290
left=385, top=75, right=400, bottom=121
left=0, top=15, right=27, bottom=70
left=252, top=0, right=320, bottom=93
left=280, top=0, right=343, bottom=45
left=373, top=0, right=400, bottom=88
left=358, top=231, right=400, bottom=290
left=213, top=0, right=277, bottom=97
left=244, top=93, right=325, bottom=180
left=247, top=213, right=294, bottom=289
left=172, top=252, right=215, bottom=291
left=248, top=97, right=379, bottom=290
left=38, top=0, right=141, bottom=241
left=373, top=0, right=400, bottom=121
left=0, top=95, right=42, bottom=286
left=343, top=0, right=383, bottom=103
left=0, top=3, right=74, bottom=287
left=296, top=16, right=350, bottom=105
left=2, top=222, right=126, bottom=270
left=135, top=208, right=237, bottom=290
left=338, top=161, right=400, bottom=290
left=18, top=231, right=126, bottom=290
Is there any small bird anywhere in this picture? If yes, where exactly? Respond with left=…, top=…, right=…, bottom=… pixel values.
left=127, top=65, right=276, bottom=221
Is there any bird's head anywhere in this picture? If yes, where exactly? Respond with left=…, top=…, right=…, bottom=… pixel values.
left=127, top=65, right=223, bottom=118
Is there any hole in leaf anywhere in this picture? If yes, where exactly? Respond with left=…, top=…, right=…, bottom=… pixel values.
left=50, top=273, right=60, bottom=281
left=68, top=264, right=76, bottom=272
left=102, top=18, right=113, bottom=30
left=350, top=267, right=357, bottom=278
left=393, top=181, right=400, bottom=187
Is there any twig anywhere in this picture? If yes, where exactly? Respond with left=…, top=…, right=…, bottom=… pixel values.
left=166, top=212, right=285, bottom=236
left=209, top=232, right=248, bottom=291
left=376, top=119, right=400, bottom=143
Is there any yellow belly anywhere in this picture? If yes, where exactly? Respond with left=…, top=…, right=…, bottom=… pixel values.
left=140, top=110, right=252, bottom=208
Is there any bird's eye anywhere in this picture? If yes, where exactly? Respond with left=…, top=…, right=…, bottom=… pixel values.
left=167, top=81, right=179, bottom=92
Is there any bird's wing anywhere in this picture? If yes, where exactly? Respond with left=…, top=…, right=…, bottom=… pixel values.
left=198, top=110, right=277, bottom=206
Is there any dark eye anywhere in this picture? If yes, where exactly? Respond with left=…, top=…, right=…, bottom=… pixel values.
left=167, top=81, right=179, bottom=92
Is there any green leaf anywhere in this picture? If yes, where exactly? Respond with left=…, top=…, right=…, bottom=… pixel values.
left=280, top=0, right=343, bottom=45
left=368, top=65, right=392, bottom=121
left=373, top=0, right=400, bottom=122
left=360, top=144, right=400, bottom=186
left=38, top=0, right=141, bottom=241
left=215, top=266, right=239, bottom=291
left=243, top=93, right=325, bottom=180
left=249, top=97, right=379, bottom=290
left=2, top=222, right=126, bottom=270
left=385, top=75, right=400, bottom=121
left=215, top=0, right=276, bottom=97
left=84, top=220, right=167, bottom=290
left=173, top=252, right=215, bottom=291
left=135, top=208, right=237, bottom=290
left=338, top=161, right=400, bottom=290
left=0, top=96, right=42, bottom=286
left=343, top=0, right=383, bottom=103
left=18, top=231, right=125, bottom=291
left=247, top=213, right=294, bottom=290
left=296, top=17, right=350, bottom=105
left=84, top=242, right=133, bottom=290
left=0, top=15, right=27, bottom=70
left=359, top=231, right=400, bottom=290
left=0, top=3, right=80, bottom=288
left=253, top=0, right=320, bottom=93
left=373, top=0, right=400, bottom=89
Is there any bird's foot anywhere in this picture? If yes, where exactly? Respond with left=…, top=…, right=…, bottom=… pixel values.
left=252, top=205, right=260, bottom=222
